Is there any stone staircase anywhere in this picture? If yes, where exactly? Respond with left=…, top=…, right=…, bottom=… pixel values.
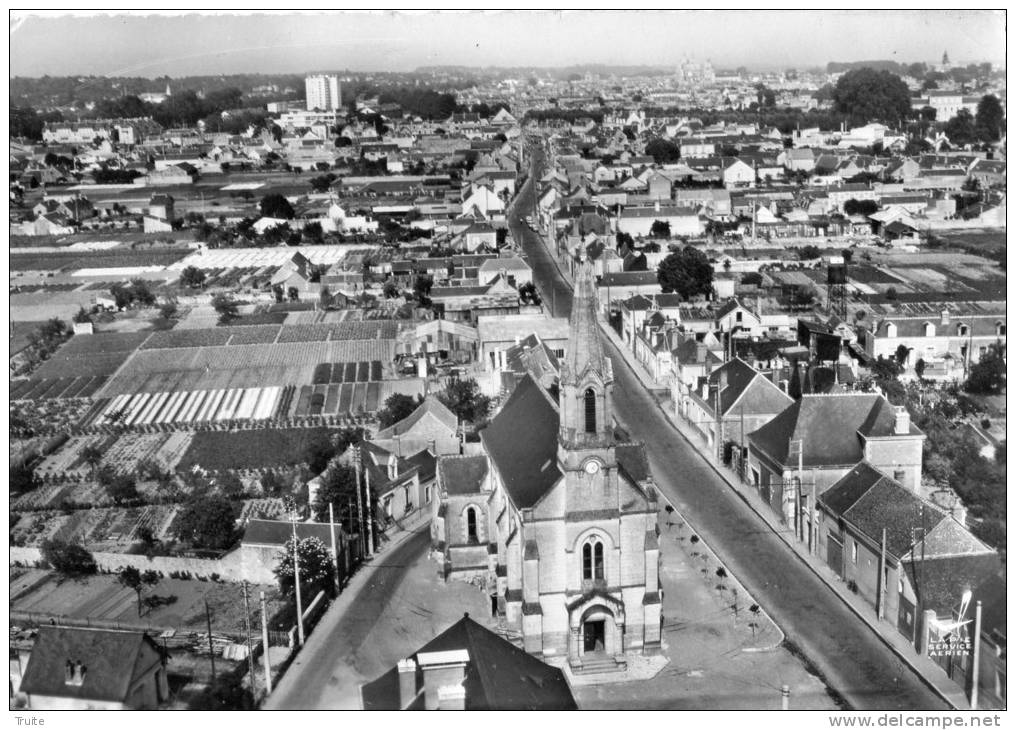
left=569, top=654, right=627, bottom=675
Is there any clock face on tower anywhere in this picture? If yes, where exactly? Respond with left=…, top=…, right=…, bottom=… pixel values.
left=583, top=459, right=601, bottom=475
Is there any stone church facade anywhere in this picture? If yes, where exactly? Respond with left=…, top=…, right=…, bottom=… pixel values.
left=431, top=262, right=662, bottom=671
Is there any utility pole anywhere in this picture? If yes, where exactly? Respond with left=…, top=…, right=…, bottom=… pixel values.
left=970, top=600, right=982, bottom=710
left=329, top=501, right=340, bottom=593
left=809, top=478, right=817, bottom=555
left=365, top=465, right=375, bottom=556
left=876, top=528, right=887, bottom=620
left=354, top=445, right=365, bottom=559
left=714, top=381, right=722, bottom=463
left=204, top=600, right=216, bottom=683
left=291, top=516, right=305, bottom=646
left=241, top=581, right=256, bottom=697
left=259, top=591, right=273, bottom=694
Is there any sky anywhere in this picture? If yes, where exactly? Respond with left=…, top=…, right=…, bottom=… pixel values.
left=9, top=10, right=1007, bottom=78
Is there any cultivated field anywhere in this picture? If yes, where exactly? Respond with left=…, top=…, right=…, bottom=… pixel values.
left=99, top=340, right=396, bottom=396
left=175, top=427, right=338, bottom=472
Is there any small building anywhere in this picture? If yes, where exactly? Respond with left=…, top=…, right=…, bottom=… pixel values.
left=372, top=397, right=460, bottom=457
left=746, top=394, right=925, bottom=526
left=18, top=627, right=169, bottom=710
left=360, top=614, right=577, bottom=710
left=684, top=357, right=794, bottom=452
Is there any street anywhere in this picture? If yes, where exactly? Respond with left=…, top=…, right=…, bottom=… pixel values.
left=508, top=149, right=946, bottom=711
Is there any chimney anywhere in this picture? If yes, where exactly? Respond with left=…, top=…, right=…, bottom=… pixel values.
left=940, top=309, right=950, bottom=326
left=696, top=341, right=708, bottom=361
left=893, top=405, right=910, bottom=435
left=65, top=660, right=74, bottom=683
left=398, top=658, right=419, bottom=709
left=700, top=380, right=709, bottom=399
left=779, top=379, right=789, bottom=394
left=808, top=333, right=817, bottom=360
left=418, top=649, right=469, bottom=711
left=718, top=368, right=728, bottom=392
left=654, top=199, right=660, bottom=213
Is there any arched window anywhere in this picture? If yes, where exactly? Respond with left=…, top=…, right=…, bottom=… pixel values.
left=958, top=324, right=969, bottom=337
left=584, top=388, right=597, bottom=433
left=996, top=322, right=1006, bottom=337
left=923, top=322, right=936, bottom=337
left=466, top=507, right=479, bottom=543
left=581, top=538, right=605, bottom=581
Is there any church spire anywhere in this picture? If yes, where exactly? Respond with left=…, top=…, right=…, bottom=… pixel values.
left=563, top=259, right=610, bottom=385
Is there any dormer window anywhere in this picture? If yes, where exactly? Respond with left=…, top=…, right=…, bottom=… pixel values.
left=997, top=322, right=1006, bottom=337
left=923, top=322, right=936, bottom=337
left=958, top=324, right=969, bottom=337
left=387, top=455, right=398, bottom=481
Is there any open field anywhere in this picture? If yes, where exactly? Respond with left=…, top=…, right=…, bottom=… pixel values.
left=10, top=569, right=285, bottom=635
left=175, top=427, right=337, bottom=472
left=11, top=248, right=191, bottom=272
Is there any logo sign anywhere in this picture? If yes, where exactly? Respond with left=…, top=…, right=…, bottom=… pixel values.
left=928, top=636, right=972, bottom=657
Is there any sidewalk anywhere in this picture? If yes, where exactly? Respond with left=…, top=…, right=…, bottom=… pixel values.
left=597, top=318, right=971, bottom=711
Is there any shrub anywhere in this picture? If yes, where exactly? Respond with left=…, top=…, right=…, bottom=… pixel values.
left=41, top=539, right=97, bottom=576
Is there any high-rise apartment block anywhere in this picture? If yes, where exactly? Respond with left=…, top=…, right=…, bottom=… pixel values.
left=305, top=74, right=341, bottom=111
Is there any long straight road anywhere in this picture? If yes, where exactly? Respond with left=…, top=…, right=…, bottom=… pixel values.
left=509, top=148, right=945, bottom=711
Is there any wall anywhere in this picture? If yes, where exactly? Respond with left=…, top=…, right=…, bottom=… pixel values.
left=10, top=545, right=275, bottom=584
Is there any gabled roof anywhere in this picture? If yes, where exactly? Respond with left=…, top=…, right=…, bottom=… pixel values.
left=243, top=519, right=343, bottom=547
left=438, top=454, right=488, bottom=496
left=820, top=463, right=946, bottom=559
left=748, top=394, right=922, bottom=468
left=374, top=397, right=458, bottom=440
left=480, top=373, right=562, bottom=509
left=19, top=627, right=162, bottom=704
left=902, top=554, right=1002, bottom=615
left=360, top=615, right=576, bottom=710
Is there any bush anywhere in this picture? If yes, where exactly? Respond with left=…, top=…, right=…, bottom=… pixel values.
left=41, top=539, right=97, bottom=576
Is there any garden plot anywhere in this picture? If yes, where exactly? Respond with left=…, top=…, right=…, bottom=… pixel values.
left=99, top=340, right=394, bottom=397
left=166, top=244, right=354, bottom=271
left=92, top=387, right=282, bottom=427
left=176, top=427, right=338, bottom=472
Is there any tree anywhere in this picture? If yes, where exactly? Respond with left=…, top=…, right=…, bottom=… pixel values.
left=975, top=94, right=1004, bottom=142
left=885, top=287, right=899, bottom=300
left=216, top=471, right=245, bottom=498
left=413, top=274, right=434, bottom=307
left=173, top=496, right=239, bottom=551
left=382, top=280, right=400, bottom=299
left=287, top=286, right=300, bottom=302
left=41, top=539, right=97, bottom=576
left=657, top=246, right=714, bottom=300
left=944, top=109, right=978, bottom=148
left=518, top=281, right=542, bottom=306
left=211, top=293, right=239, bottom=324
left=649, top=220, right=671, bottom=238
left=72, top=307, right=92, bottom=324
left=832, top=68, right=911, bottom=127
left=312, top=463, right=358, bottom=523
left=798, top=244, right=821, bottom=260
left=644, top=138, right=681, bottom=164
left=259, top=193, right=295, bottom=219
left=275, top=536, right=336, bottom=599
left=377, top=393, right=421, bottom=429
left=179, top=265, right=206, bottom=289
left=159, top=298, right=179, bottom=320
left=965, top=343, right=1006, bottom=394
left=117, top=566, right=161, bottom=617
left=741, top=272, right=764, bottom=287
left=437, top=378, right=491, bottom=424
left=843, top=199, right=879, bottom=216
left=11, top=461, right=39, bottom=495
left=895, top=343, right=912, bottom=367
left=107, top=472, right=138, bottom=506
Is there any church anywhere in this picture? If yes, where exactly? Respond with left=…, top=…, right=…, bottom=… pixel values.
left=431, top=261, right=662, bottom=672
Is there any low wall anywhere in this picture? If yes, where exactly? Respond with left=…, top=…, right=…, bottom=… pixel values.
left=10, top=545, right=271, bottom=584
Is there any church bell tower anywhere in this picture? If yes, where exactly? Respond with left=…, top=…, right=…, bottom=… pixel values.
left=558, top=260, right=616, bottom=475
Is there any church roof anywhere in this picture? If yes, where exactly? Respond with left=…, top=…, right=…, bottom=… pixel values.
left=480, top=374, right=562, bottom=509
